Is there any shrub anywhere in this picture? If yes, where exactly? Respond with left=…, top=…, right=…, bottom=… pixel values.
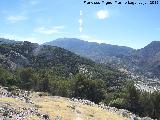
left=109, top=98, right=126, bottom=109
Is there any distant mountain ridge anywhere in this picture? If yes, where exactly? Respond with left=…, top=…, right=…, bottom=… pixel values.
left=44, top=38, right=135, bottom=62
left=1, top=37, right=159, bottom=78
left=0, top=38, right=21, bottom=44
left=45, top=38, right=160, bottom=78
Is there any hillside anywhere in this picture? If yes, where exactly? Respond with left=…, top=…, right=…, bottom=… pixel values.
left=0, top=40, right=125, bottom=83
left=1, top=86, right=154, bottom=120
left=44, top=38, right=160, bottom=78
left=0, top=39, right=127, bottom=100
left=135, top=41, right=160, bottom=76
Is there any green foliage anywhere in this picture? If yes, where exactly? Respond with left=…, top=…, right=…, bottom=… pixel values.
left=139, top=92, right=152, bottom=116
left=109, top=98, right=126, bottom=109
left=0, top=67, right=9, bottom=86
left=19, top=68, right=35, bottom=90
left=136, top=91, right=160, bottom=119
left=37, top=70, right=50, bottom=92
left=1, top=65, right=160, bottom=119
left=0, top=67, right=18, bottom=86
left=49, top=79, right=72, bottom=97
left=73, top=74, right=107, bottom=103
left=150, top=91, right=160, bottom=119
left=125, top=82, right=141, bottom=113
left=111, top=81, right=160, bottom=119
left=103, top=81, right=160, bottom=119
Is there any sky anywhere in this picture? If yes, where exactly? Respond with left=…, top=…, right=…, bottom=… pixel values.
left=0, top=0, right=160, bottom=49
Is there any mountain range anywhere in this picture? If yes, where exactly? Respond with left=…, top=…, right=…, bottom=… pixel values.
left=45, top=38, right=160, bottom=79
left=1, top=37, right=160, bottom=79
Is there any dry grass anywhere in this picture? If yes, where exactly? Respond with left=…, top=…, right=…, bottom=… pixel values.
left=0, top=92, right=129, bottom=120
left=32, top=95, right=129, bottom=120
left=0, top=97, right=29, bottom=108
left=33, top=96, right=74, bottom=120
left=26, top=116, right=41, bottom=120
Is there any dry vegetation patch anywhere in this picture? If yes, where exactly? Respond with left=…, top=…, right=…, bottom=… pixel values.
left=31, top=94, right=128, bottom=120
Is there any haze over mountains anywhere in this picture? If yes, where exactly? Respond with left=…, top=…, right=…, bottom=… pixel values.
left=45, top=38, right=160, bottom=78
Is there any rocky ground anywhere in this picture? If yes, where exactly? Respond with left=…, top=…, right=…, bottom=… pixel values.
left=0, top=86, right=153, bottom=120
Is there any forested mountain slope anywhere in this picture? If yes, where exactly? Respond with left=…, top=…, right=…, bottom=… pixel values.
left=0, top=39, right=126, bottom=92
left=45, top=38, right=160, bottom=78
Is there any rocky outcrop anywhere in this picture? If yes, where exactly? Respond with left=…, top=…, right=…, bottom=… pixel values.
left=0, top=86, right=51, bottom=120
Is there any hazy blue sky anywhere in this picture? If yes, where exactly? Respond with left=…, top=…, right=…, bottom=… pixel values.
left=0, top=0, right=159, bottom=49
